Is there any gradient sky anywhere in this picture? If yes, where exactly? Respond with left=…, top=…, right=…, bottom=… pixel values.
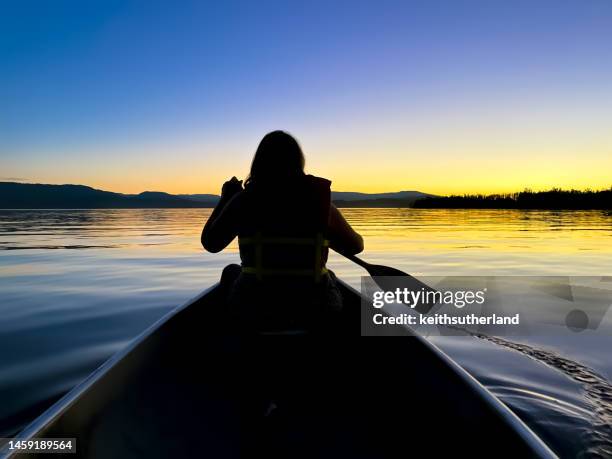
left=1, top=0, right=611, bottom=194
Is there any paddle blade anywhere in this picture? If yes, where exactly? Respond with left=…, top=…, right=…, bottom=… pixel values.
left=364, top=264, right=436, bottom=314
left=337, top=252, right=436, bottom=314
left=364, top=263, right=412, bottom=278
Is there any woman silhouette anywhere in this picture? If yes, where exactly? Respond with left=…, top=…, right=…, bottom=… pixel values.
left=201, top=130, right=363, bottom=329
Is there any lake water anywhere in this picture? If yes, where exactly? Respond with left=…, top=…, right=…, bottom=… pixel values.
left=1, top=208, right=611, bottom=457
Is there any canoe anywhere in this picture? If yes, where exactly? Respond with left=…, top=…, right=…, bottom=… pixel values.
left=0, top=277, right=556, bottom=458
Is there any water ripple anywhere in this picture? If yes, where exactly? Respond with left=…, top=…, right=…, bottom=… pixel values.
left=469, top=332, right=612, bottom=458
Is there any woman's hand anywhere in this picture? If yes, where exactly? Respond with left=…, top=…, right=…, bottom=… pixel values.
left=202, top=177, right=243, bottom=252
left=221, top=177, right=243, bottom=199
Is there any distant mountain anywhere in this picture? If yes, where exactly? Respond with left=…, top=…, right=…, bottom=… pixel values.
left=0, top=182, right=207, bottom=209
left=333, top=198, right=421, bottom=208
left=0, top=182, right=436, bottom=209
left=180, top=191, right=436, bottom=206
left=331, top=191, right=435, bottom=201
left=178, top=194, right=221, bottom=205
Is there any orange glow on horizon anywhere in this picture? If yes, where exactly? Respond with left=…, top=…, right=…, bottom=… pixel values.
left=7, top=132, right=611, bottom=196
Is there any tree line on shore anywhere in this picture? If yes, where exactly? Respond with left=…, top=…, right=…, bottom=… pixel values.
left=413, top=188, right=612, bottom=209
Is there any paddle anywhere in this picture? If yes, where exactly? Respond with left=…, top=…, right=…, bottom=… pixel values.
left=336, top=251, right=436, bottom=314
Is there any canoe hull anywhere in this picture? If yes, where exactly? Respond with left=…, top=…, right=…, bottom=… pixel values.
left=1, top=280, right=555, bottom=458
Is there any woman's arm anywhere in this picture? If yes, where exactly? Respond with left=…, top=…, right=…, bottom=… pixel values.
left=327, top=204, right=364, bottom=255
left=201, top=177, right=242, bottom=253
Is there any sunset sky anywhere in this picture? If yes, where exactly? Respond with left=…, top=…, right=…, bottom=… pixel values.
left=1, top=0, right=611, bottom=195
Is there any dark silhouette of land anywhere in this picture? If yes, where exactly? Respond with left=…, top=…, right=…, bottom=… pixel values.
left=3, top=182, right=609, bottom=210
left=333, top=198, right=418, bottom=208
left=331, top=191, right=436, bottom=201
left=0, top=182, right=207, bottom=209
left=177, top=193, right=221, bottom=205
left=414, top=188, right=612, bottom=210
left=0, top=182, right=433, bottom=209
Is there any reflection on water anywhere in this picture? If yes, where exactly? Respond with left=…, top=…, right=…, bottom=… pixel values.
left=0, top=208, right=611, bottom=456
left=334, top=208, right=612, bottom=277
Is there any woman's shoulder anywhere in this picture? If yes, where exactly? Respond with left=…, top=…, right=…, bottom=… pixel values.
left=305, top=174, right=331, bottom=189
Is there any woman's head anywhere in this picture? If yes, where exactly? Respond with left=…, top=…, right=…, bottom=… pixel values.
left=246, top=131, right=305, bottom=187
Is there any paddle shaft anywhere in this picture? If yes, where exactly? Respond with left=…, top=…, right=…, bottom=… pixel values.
left=334, top=250, right=436, bottom=314
left=341, top=252, right=370, bottom=271
left=335, top=250, right=421, bottom=279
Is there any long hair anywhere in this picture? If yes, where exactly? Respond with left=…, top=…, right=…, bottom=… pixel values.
left=245, top=131, right=305, bottom=188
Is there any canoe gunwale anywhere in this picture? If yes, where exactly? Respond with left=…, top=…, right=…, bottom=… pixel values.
left=340, top=281, right=557, bottom=458
left=411, top=329, right=558, bottom=458
left=0, top=284, right=219, bottom=459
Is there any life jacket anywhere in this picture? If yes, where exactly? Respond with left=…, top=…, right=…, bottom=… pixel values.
left=238, top=174, right=331, bottom=283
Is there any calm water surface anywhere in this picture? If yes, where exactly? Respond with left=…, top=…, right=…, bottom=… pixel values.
left=1, top=209, right=611, bottom=457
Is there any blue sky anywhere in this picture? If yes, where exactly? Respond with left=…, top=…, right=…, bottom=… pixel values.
left=1, top=0, right=611, bottom=193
